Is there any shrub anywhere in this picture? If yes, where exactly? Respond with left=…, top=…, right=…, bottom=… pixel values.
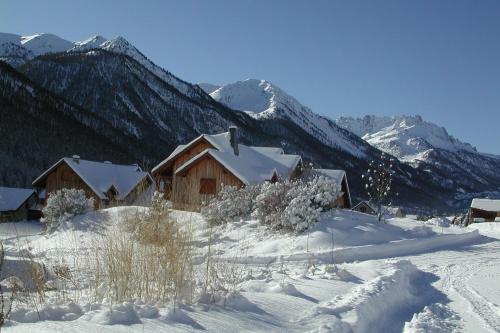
left=201, top=185, right=260, bottom=225
left=254, top=176, right=340, bottom=232
left=41, top=188, right=94, bottom=231
left=93, top=192, right=194, bottom=305
left=124, top=191, right=175, bottom=245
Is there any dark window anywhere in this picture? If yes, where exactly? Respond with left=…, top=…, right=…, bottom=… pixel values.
left=200, top=178, right=216, bottom=195
left=360, top=207, right=366, bottom=213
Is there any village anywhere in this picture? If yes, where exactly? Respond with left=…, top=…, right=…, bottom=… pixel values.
left=1, top=127, right=498, bottom=224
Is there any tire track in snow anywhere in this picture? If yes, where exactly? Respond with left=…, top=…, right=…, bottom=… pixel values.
left=436, top=257, right=500, bottom=332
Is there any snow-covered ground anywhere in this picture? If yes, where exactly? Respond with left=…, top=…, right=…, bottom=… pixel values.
left=1, top=208, right=499, bottom=332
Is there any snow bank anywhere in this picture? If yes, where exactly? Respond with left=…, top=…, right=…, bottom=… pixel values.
left=300, top=260, right=446, bottom=333
left=403, top=303, right=462, bottom=333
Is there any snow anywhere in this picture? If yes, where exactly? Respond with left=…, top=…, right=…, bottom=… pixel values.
left=336, top=115, right=477, bottom=163
left=0, top=187, right=34, bottom=211
left=198, top=83, right=221, bottom=94
left=470, top=198, right=500, bottom=212
left=1, top=206, right=500, bottom=332
left=209, top=79, right=368, bottom=158
left=32, top=158, right=151, bottom=200
left=154, top=131, right=301, bottom=184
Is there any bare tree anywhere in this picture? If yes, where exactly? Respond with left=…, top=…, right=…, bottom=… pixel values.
left=362, top=153, right=395, bottom=222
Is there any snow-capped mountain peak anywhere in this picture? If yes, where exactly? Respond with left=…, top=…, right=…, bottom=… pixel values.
left=72, top=35, right=108, bottom=51
left=335, top=115, right=477, bottom=162
left=19, top=33, right=74, bottom=55
left=206, top=78, right=368, bottom=157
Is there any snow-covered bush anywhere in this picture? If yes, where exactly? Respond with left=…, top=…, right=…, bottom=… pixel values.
left=253, top=176, right=340, bottom=232
left=41, top=188, right=94, bottom=231
left=201, top=185, right=260, bottom=225
left=252, top=181, right=292, bottom=230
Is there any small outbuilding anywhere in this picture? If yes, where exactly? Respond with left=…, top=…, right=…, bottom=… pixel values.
left=352, top=201, right=377, bottom=215
left=0, top=187, right=38, bottom=222
left=468, top=199, right=500, bottom=224
left=32, top=156, right=154, bottom=209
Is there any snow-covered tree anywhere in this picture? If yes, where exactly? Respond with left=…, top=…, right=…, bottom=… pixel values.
left=41, top=188, right=94, bottom=231
left=362, top=153, right=395, bottom=222
left=253, top=176, right=340, bottom=232
left=201, top=185, right=260, bottom=225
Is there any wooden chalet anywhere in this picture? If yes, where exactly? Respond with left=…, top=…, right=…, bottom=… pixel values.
left=152, top=127, right=304, bottom=211
left=32, top=156, right=154, bottom=209
left=468, top=199, right=500, bottom=224
left=0, top=187, right=38, bottom=222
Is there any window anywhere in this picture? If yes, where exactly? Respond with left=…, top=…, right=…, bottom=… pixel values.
left=360, top=206, right=366, bottom=213
left=200, top=178, right=216, bottom=195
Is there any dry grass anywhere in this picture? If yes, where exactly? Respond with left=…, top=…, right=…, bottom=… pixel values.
left=89, top=202, right=194, bottom=306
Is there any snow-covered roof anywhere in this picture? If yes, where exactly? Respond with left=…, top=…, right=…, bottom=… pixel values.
left=471, top=199, right=500, bottom=212
left=153, top=131, right=302, bottom=184
left=33, top=158, right=152, bottom=200
left=0, top=187, right=35, bottom=211
left=352, top=201, right=376, bottom=212
left=166, top=131, right=301, bottom=185
left=313, top=169, right=346, bottom=185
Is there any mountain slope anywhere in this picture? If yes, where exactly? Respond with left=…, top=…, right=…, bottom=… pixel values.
left=336, top=115, right=500, bottom=204
left=335, top=115, right=477, bottom=163
left=0, top=60, right=153, bottom=186
left=207, top=79, right=368, bottom=158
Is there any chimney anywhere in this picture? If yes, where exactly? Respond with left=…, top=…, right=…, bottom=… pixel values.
left=229, top=126, right=239, bottom=156
left=72, top=155, right=80, bottom=163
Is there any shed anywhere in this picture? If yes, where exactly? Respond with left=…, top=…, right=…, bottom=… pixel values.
left=0, top=187, right=38, bottom=222
left=468, top=199, right=500, bottom=224
left=352, top=201, right=377, bottom=215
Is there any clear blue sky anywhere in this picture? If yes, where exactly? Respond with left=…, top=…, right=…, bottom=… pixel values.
left=2, top=0, right=500, bottom=154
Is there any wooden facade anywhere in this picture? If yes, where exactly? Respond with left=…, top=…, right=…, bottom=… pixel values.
left=44, top=163, right=101, bottom=208
left=469, top=208, right=500, bottom=223
left=173, top=156, right=244, bottom=211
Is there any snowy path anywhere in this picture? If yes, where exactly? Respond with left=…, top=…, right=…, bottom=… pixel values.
left=403, top=240, right=500, bottom=333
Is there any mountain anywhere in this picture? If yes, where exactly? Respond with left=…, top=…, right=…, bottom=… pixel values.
left=206, top=79, right=368, bottom=157
left=335, top=115, right=476, bottom=163
left=0, top=61, right=152, bottom=186
left=198, top=83, right=220, bottom=94
left=1, top=32, right=484, bottom=212
left=336, top=115, right=500, bottom=205
left=0, top=32, right=74, bottom=66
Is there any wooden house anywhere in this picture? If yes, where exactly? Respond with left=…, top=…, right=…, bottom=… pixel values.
left=307, top=169, right=352, bottom=209
left=152, top=127, right=304, bottom=211
left=0, top=187, right=38, bottom=222
left=467, top=199, right=500, bottom=224
left=32, top=156, right=154, bottom=209
left=352, top=201, right=377, bottom=215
